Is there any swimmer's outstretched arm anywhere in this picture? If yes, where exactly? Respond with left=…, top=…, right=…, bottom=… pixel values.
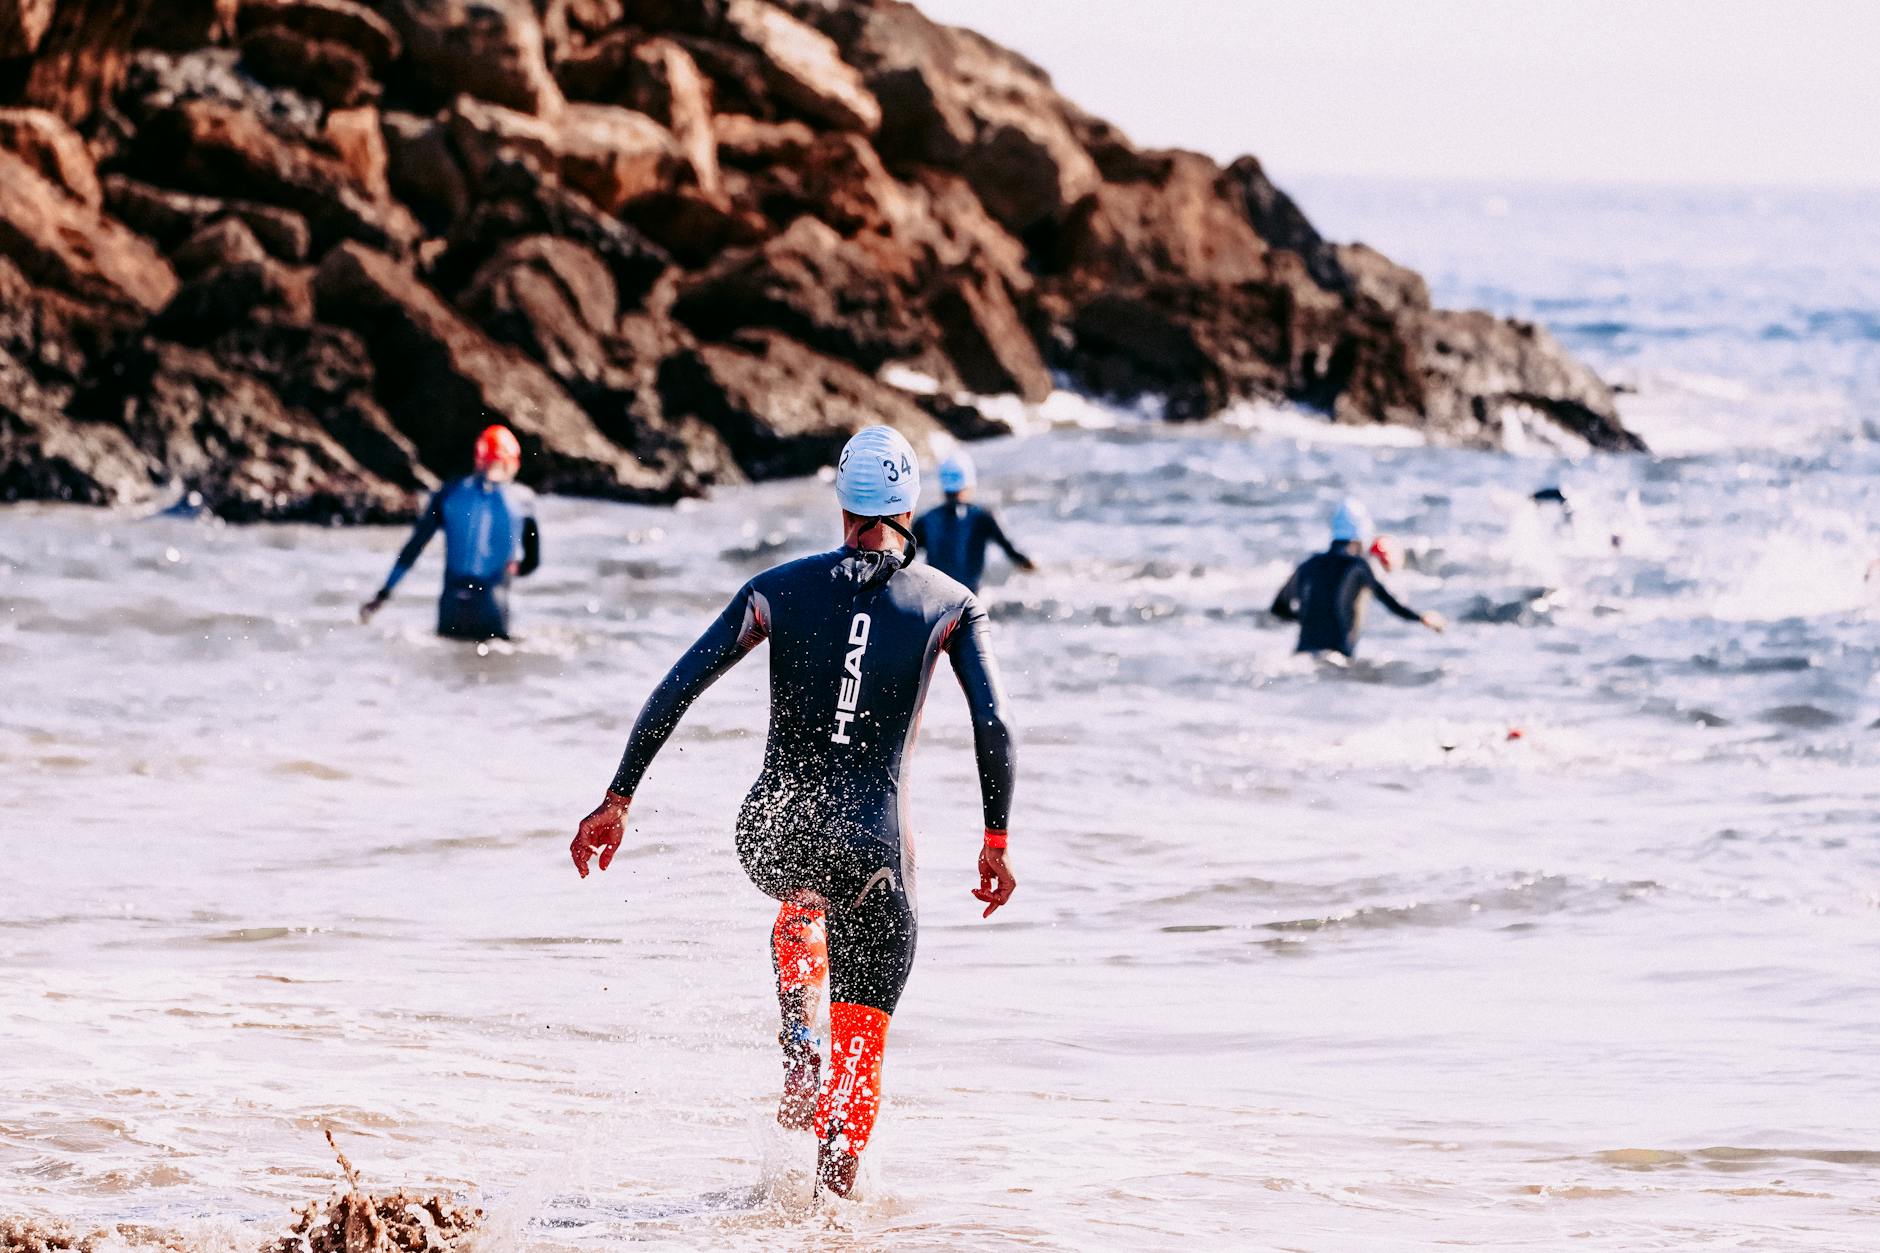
left=1366, top=568, right=1445, bottom=633
left=947, top=602, right=1018, bottom=916
left=986, top=513, right=1035, bottom=571
left=360, top=492, right=443, bottom=622
left=571, top=584, right=769, bottom=877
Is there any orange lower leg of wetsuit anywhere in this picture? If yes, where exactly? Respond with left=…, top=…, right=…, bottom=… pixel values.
left=771, top=902, right=828, bottom=994
left=814, top=1002, right=890, bottom=1157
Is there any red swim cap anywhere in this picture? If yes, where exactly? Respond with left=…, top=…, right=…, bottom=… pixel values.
left=474, top=424, right=521, bottom=468
left=1368, top=534, right=1401, bottom=572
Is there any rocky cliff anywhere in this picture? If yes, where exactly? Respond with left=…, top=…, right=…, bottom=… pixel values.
left=0, top=0, right=1643, bottom=522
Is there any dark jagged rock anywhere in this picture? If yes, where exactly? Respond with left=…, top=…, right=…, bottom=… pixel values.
left=314, top=239, right=673, bottom=499
left=0, top=148, right=176, bottom=310
left=0, top=105, right=100, bottom=206
left=69, top=337, right=412, bottom=521
left=659, top=329, right=985, bottom=479
left=238, top=24, right=379, bottom=111
left=0, top=0, right=1641, bottom=519
left=672, top=214, right=920, bottom=369
left=129, top=96, right=418, bottom=252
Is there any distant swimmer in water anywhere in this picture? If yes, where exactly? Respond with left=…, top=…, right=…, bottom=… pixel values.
left=359, top=425, right=540, bottom=641
left=1270, top=499, right=1444, bottom=657
left=911, top=451, right=1035, bottom=593
left=569, top=426, right=1018, bottom=1198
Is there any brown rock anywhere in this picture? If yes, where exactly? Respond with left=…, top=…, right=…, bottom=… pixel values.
left=794, top=131, right=917, bottom=239
left=904, top=169, right=1030, bottom=292
left=623, top=185, right=767, bottom=269
left=435, top=156, right=671, bottom=306
left=101, top=175, right=225, bottom=248
left=157, top=256, right=318, bottom=338
left=1413, top=309, right=1640, bottom=451
left=169, top=216, right=268, bottom=279
left=459, top=235, right=618, bottom=385
left=931, top=268, right=1050, bottom=402
left=1, top=351, right=155, bottom=506
left=204, top=318, right=435, bottom=491
left=1225, top=154, right=1346, bottom=293
left=1335, top=243, right=1429, bottom=315
left=588, top=313, right=743, bottom=494
left=237, top=0, right=403, bottom=70
left=657, top=330, right=947, bottom=479
left=847, top=4, right=1097, bottom=232
left=131, top=98, right=417, bottom=252
left=323, top=105, right=391, bottom=202
left=1054, top=149, right=1270, bottom=289
left=68, top=338, right=412, bottom=521
left=669, top=33, right=776, bottom=120
left=445, top=93, right=559, bottom=185
left=0, top=0, right=55, bottom=58
left=132, top=0, right=238, bottom=51
left=0, top=108, right=102, bottom=208
left=226, top=202, right=312, bottom=263
left=672, top=215, right=919, bottom=371
left=17, top=0, right=149, bottom=125
left=557, top=103, right=687, bottom=214
left=626, top=37, right=720, bottom=195
left=0, top=255, right=154, bottom=506
left=381, top=110, right=471, bottom=228
left=457, top=238, right=739, bottom=493
left=721, top=0, right=880, bottom=134
left=712, top=111, right=814, bottom=168
left=238, top=25, right=380, bottom=110
left=384, top=0, right=564, bottom=117
left=0, top=150, right=177, bottom=311
left=313, top=240, right=673, bottom=498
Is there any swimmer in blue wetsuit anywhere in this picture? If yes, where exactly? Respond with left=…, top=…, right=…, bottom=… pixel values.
left=911, top=452, right=1035, bottom=593
left=359, top=425, right=540, bottom=641
left=569, top=426, right=1019, bottom=1198
left=1271, top=499, right=1445, bottom=658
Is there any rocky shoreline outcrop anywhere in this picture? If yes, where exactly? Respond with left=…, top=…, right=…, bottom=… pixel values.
left=0, top=0, right=1643, bottom=522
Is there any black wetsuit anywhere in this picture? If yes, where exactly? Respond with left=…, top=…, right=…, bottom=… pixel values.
left=912, top=501, right=1029, bottom=593
left=609, top=547, right=1015, bottom=1014
left=1271, top=542, right=1423, bottom=657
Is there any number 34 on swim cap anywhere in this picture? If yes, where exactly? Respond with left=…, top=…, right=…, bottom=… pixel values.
left=836, top=426, right=922, bottom=515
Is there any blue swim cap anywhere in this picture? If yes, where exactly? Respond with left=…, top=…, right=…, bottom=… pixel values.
left=937, top=451, right=976, bottom=494
left=1330, top=498, right=1374, bottom=543
left=836, top=426, right=921, bottom=515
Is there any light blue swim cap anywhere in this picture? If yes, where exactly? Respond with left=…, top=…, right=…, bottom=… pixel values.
left=937, top=451, right=976, bottom=494
left=1330, top=498, right=1374, bottom=543
left=836, top=425, right=921, bottom=515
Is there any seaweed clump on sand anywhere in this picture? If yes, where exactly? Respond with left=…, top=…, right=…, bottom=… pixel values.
left=266, top=1131, right=481, bottom=1253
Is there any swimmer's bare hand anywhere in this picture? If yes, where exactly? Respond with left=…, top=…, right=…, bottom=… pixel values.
left=571, top=792, right=630, bottom=879
left=973, top=843, right=1015, bottom=918
left=359, top=593, right=387, bottom=624
left=1421, top=611, right=1447, bottom=634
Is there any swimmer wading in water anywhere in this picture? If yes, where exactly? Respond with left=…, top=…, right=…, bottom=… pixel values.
left=1271, top=499, right=1445, bottom=657
left=569, top=425, right=1019, bottom=1198
left=360, top=425, right=540, bottom=641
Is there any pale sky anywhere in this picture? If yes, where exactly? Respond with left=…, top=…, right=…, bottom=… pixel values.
left=914, top=0, right=1880, bottom=187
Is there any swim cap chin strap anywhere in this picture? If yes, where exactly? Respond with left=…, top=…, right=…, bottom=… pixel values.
left=869, top=515, right=920, bottom=570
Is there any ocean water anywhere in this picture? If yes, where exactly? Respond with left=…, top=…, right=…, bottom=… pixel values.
left=3, top=182, right=1878, bottom=1251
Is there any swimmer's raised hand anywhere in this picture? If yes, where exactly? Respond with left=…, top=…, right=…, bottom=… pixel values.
left=571, top=791, right=631, bottom=878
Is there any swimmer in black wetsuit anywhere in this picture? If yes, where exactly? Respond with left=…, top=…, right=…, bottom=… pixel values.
left=912, top=452, right=1035, bottom=593
left=569, top=425, right=1018, bottom=1198
left=1271, top=499, right=1445, bottom=657
left=360, top=425, right=540, bottom=641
